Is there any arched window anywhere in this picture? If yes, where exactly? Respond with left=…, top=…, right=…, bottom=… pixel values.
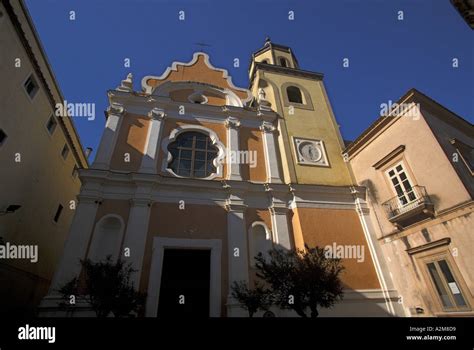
left=88, top=215, right=124, bottom=263
left=287, top=86, right=303, bottom=104
left=168, top=131, right=218, bottom=178
left=279, top=57, right=289, bottom=67
left=260, top=59, right=269, bottom=64
left=248, top=222, right=272, bottom=267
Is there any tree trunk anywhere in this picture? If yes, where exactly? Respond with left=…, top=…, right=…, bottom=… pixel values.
left=310, top=305, right=319, bottom=318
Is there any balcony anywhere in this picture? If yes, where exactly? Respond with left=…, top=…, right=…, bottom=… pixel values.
left=382, top=185, right=434, bottom=228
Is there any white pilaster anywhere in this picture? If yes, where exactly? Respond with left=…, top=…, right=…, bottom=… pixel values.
left=92, top=103, right=125, bottom=170
left=354, top=193, right=402, bottom=316
left=225, top=195, right=249, bottom=317
left=48, top=195, right=99, bottom=294
left=260, top=121, right=282, bottom=184
left=269, top=205, right=292, bottom=250
left=139, top=108, right=166, bottom=174
left=225, top=117, right=242, bottom=181
left=122, top=196, right=152, bottom=289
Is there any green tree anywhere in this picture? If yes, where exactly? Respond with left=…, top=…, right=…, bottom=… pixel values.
left=58, top=256, right=146, bottom=317
left=230, top=280, right=273, bottom=317
left=255, top=245, right=344, bottom=318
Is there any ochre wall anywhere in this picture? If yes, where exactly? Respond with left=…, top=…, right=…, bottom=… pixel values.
left=239, top=127, right=267, bottom=182
left=110, top=114, right=150, bottom=171
left=292, top=207, right=380, bottom=290
left=245, top=208, right=272, bottom=232
left=107, top=113, right=269, bottom=182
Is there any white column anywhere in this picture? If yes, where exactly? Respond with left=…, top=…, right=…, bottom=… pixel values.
left=225, top=117, right=242, bottom=181
left=226, top=196, right=249, bottom=317
left=139, top=108, right=166, bottom=174
left=92, top=103, right=124, bottom=170
left=122, top=197, right=152, bottom=289
left=48, top=195, right=99, bottom=294
left=260, top=121, right=282, bottom=184
left=270, top=206, right=292, bottom=250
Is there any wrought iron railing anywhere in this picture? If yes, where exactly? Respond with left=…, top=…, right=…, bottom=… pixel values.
left=382, top=185, right=432, bottom=220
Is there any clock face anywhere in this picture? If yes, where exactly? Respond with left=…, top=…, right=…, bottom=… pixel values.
left=299, top=141, right=322, bottom=162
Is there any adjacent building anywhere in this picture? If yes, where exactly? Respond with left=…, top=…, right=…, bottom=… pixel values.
left=451, top=0, right=474, bottom=29
left=0, top=0, right=89, bottom=315
left=345, top=89, right=473, bottom=316
left=40, top=39, right=402, bottom=317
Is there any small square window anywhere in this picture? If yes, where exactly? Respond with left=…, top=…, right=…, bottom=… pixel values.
left=24, top=74, right=39, bottom=99
left=61, top=144, right=69, bottom=160
left=72, top=165, right=78, bottom=178
left=46, top=115, right=57, bottom=135
left=0, top=129, right=7, bottom=147
left=53, top=204, right=63, bottom=223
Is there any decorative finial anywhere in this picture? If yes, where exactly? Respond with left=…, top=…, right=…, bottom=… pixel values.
left=117, top=72, right=133, bottom=92
left=264, top=36, right=271, bottom=45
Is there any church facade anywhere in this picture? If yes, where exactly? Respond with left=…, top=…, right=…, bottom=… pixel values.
left=40, top=40, right=402, bottom=317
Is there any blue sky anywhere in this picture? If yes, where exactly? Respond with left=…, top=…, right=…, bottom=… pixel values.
left=25, top=0, right=473, bottom=159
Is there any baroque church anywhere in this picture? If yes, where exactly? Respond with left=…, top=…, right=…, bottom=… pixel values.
left=40, top=39, right=403, bottom=317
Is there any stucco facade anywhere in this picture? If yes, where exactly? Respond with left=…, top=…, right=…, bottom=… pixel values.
left=40, top=42, right=401, bottom=317
left=0, top=0, right=88, bottom=315
left=346, top=89, right=473, bottom=316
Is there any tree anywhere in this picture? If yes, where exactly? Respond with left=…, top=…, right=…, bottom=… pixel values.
left=58, top=256, right=146, bottom=317
left=255, top=245, right=344, bottom=318
left=230, top=280, right=273, bottom=317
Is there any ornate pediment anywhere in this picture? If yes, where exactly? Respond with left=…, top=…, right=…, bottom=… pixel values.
left=141, top=52, right=251, bottom=105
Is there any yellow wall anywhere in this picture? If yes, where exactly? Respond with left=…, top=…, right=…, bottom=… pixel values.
left=273, top=49, right=294, bottom=68
left=0, top=0, right=87, bottom=312
left=255, top=50, right=273, bottom=64
left=252, top=69, right=354, bottom=186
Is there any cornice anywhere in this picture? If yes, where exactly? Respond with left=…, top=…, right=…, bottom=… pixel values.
left=78, top=169, right=364, bottom=210
left=107, top=90, right=278, bottom=125
left=250, top=62, right=324, bottom=86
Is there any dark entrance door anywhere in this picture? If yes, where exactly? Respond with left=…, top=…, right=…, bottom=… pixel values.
left=157, top=249, right=211, bottom=318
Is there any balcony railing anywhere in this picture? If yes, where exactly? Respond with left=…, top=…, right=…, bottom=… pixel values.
left=382, top=185, right=434, bottom=226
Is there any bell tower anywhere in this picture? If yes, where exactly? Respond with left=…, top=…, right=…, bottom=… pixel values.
left=249, top=38, right=354, bottom=186
left=249, top=37, right=299, bottom=75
